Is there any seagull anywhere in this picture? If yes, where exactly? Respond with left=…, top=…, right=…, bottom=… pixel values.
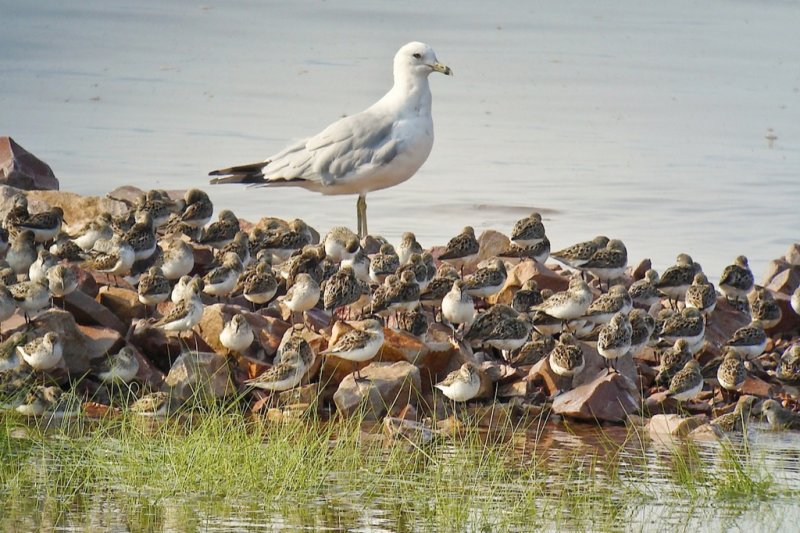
left=208, top=42, right=452, bottom=238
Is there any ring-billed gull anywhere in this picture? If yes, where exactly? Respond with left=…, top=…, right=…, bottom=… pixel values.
left=209, top=41, right=452, bottom=238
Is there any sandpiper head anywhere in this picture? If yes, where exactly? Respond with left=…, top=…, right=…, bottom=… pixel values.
left=218, top=209, right=238, bottom=223
left=461, top=361, right=479, bottom=377
left=674, top=339, right=689, bottom=351
left=607, top=239, right=626, bottom=252
left=462, top=226, right=475, bottom=237
left=400, top=270, right=417, bottom=284
left=610, top=312, right=628, bottom=327
left=231, top=314, right=248, bottom=329
left=345, top=236, right=360, bottom=254
left=492, top=258, right=506, bottom=272
left=692, top=272, right=708, bottom=284
left=184, top=188, right=209, bottom=204
left=362, top=318, right=384, bottom=332
left=43, top=332, right=60, bottom=345
left=12, top=193, right=28, bottom=208
left=540, top=288, right=554, bottom=300
left=294, top=273, right=313, bottom=286
left=401, top=231, right=416, bottom=243
left=16, top=230, right=35, bottom=245
left=761, top=399, right=780, bottom=414
left=222, top=252, right=243, bottom=269
left=734, top=255, right=749, bottom=267
left=559, top=332, right=577, bottom=345
left=395, top=42, right=452, bottom=78
left=644, top=269, right=659, bottom=283
left=683, top=307, right=702, bottom=319
left=188, top=277, right=205, bottom=293
left=684, top=359, right=700, bottom=371
left=521, top=279, right=538, bottom=291
left=722, top=347, right=741, bottom=361
left=379, top=243, right=396, bottom=255
left=608, top=284, right=628, bottom=296
left=592, top=235, right=610, bottom=247
left=280, top=349, right=303, bottom=366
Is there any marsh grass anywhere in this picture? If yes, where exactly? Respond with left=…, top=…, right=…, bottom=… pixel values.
left=0, top=401, right=797, bottom=531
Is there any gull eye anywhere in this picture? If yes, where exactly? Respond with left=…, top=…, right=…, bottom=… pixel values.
left=412, top=53, right=422, bottom=59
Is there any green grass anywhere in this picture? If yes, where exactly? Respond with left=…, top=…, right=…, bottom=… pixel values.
left=0, top=404, right=797, bottom=531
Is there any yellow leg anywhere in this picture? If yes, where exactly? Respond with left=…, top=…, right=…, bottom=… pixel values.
left=356, top=194, right=368, bottom=238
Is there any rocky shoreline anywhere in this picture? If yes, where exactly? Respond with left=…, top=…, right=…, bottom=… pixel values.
left=1, top=138, right=800, bottom=441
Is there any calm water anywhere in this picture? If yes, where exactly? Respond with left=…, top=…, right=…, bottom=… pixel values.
left=1, top=1, right=798, bottom=282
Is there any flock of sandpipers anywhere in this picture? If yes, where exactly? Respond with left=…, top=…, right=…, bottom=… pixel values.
left=0, top=189, right=799, bottom=429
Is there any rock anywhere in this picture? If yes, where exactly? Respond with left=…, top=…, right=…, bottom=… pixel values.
left=762, top=258, right=790, bottom=287
left=276, top=383, right=328, bottom=407
left=78, top=325, right=125, bottom=360
left=766, top=267, right=800, bottom=296
left=26, top=190, right=128, bottom=230
left=129, top=320, right=212, bottom=373
left=740, top=375, right=777, bottom=398
left=786, top=243, right=800, bottom=267
left=631, top=259, right=652, bottom=281
left=107, top=185, right=185, bottom=206
left=0, top=138, right=59, bottom=190
left=688, top=423, right=724, bottom=441
left=703, top=297, right=751, bottom=357
left=497, top=379, right=529, bottom=399
left=464, top=403, right=522, bottom=430
left=572, top=342, right=638, bottom=392
left=98, top=286, right=146, bottom=323
left=551, top=372, right=639, bottom=423
left=333, top=361, right=422, bottom=420
left=64, top=290, right=128, bottom=334
left=647, top=414, right=708, bottom=438
left=504, top=259, right=569, bottom=294
left=477, top=230, right=511, bottom=264
left=74, top=268, right=99, bottom=298
left=164, top=351, right=236, bottom=404
left=195, top=303, right=286, bottom=358
left=770, top=292, right=800, bottom=336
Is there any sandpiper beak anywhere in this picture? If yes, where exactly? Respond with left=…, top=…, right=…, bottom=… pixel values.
left=430, top=62, right=453, bottom=76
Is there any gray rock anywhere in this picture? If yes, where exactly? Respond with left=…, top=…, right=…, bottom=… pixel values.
left=333, top=361, right=422, bottom=420
left=164, top=351, right=236, bottom=404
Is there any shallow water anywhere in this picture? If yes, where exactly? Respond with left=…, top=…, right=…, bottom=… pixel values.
left=2, top=0, right=799, bottom=282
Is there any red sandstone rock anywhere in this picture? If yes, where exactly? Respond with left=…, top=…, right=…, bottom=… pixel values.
left=0, top=137, right=59, bottom=190
left=647, top=414, right=708, bottom=438
left=98, top=285, right=146, bottom=323
left=333, top=361, right=422, bottom=420
left=64, top=290, right=127, bottom=334
left=551, top=372, right=639, bottom=423
left=164, top=350, right=236, bottom=404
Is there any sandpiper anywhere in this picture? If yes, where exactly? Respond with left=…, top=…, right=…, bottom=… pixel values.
left=711, top=395, right=757, bottom=433
left=160, top=238, right=195, bottom=280
left=96, top=346, right=140, bottom=384
left=438, top=226, right=479, bottom=272
left=7, top=229, right=38, bottom=275
left=654, top=339, right=693, bottom=386
left=135, top=190, right=177, bottom=228
left=666, top=359, right=703, bottom=403
left=511, top=279, right=543, bottom=313
left=137, top=266, right=171, bottom=307
left=171, top=275, right=192, bottom=304
left=27, top=250, right=56, bottom=284
left=45, top=264, right=78, bottom=298
left=628, top=269, right=662, bottom=310
left=658, top=307, right=705, bottom=353
left=582, top=284, right=632, bottom=326
left=684, top=272, right=717, bottom=316
left=464, top=305, right=520, bottom=343
left=125, top=211, right=158, bottom=261
left=463, top=258, right=507, bottom=299
left=246, top=349, right=307, bottom=391
left=435, top=362, right=481, bottom=402
left=71, top=213, right=114, bottom=251
left=499, top=238, right=551, bottom=264
left=509, top=331, right=555, bottom=366
left=216, top=231, right=251, bottom=267
left=548, top=332, right=585, bottom=383
left=324, top=265, right=362, bottom=317
left=262, top=219, right=312, bottom=263
left=242, top=262, right=278, bottom=306
left=171, top=188, right=214, bottom=229
left=4, top=193, right=30, bottom=230
left=582, top=239, right=628, bottom=289
left=340, top=248, right=371, bottom=283
left=15, top=385, right=69, bottom=416
left=278, top=324, right=315, bottom=368
left=17, top=331, right=63, bottom=371
left=397, top=308, right=428, bottom=337
left=321, top=319, right=384, bottom=381
left=420, top=264, right=460, bottom=306
left=531, top=277, right=593, bottom=321
left=324, top=226, right=360, bottom=263
left=283, top=273, right=321, bottom=318
left=747, top=286, right=782, bottom=329
left=369, top=243, right=400, bottom=284
left=397, top=231, right=424, bottom=266
left=203, top=252, right=244, bottom=299
left=153, top=277, right=205, bottom=332
left=199, top=209, right=240, bottom=248
left=657, top=253, right=699, bottom=304
left=628, top=308, right=655, bottom=358
left=719, top=255, right=754, bottom=304
left=9, top=279, right=51, bottom=322
left=442, top=280, right=475, bottom=331
left=85, top=235, right=136, bottom=279
left=17, top=206, right=65, bottom=243
left=775, top=345, right=800, bottom=386
left=220, top=314, right=255, bottom=353
left=387, top=270, right=421, bottom=314
left=597, top=312, right=632, bottom=373
left=397, top=253, right=429, bottom=291
left=716, top=348, right=746, bottom=403
left=131, top=391, right=173, bottom=416
left=725, top=320, right=767, bottom=359
left=484, top=312, right=533, bottom=354
left=761, top=400, right=800, bottom=430
left=510, top=212, right=546, bottom=247
left=550, top=235, right=609, bottom=272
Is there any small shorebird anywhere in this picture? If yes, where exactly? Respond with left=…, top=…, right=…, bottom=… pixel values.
left=0, top=284, right=16, bottom=330
left=278, top=324, right=316, bottom=368
left=510, top=212, right=546, bottom=247
left=463, top=258, right=507, bottom=299
left=208, top=42, right=452, bottom=238
left=666, top=359, right=703, bottom=403
left=511, top=279, right=543, bottom=313
left=464, top=305, right=520, bottom=343
left=245, top=349, right=306, bottom=391
left=531, top=277, right=593, bottom=322
left=582, top=284, right=632, bottom=326
left=441, top=280, right=475, bottom=333
left=85, top=235, right=136, bottom=281
left=137, top=266, right=171, bottom=310
left=719, top=255, right=754, bottom=305
left=71, top=213, right=114, bottom=251
left=747, top=286, right=782, bottom=329
left=684, top=272, right=717, bottom=317
left=7, top=229, right=37, bottom=275
left=386, top=270, right=421, bottom=315
left=397, top=232, right=424, bottom=266
left=170, top=188, right=213, bottom=229
left=125, top=211, right=157, bottom=261
left=582, top=239, right=628, bottom=290
left=321, top=319, right=384, bottom=381
left=484, top=313, right=533, bottom=355
left=511, top=331, right=555, bottom=366
left=198, top=209, right=240, bottom=248
left=323, top=226, right=359, bottom=264
left=499, top=238, right=551, bottom=264
left=131, top=391, right=173, bottom=417
left=28, top=250, right=58, bottom=284
left=135, top=190, right=177, bottom=228
left=324, top=265, right=362, bottom=318
left=716, top=348, right=746, bottom=404
left=15, top=386, right=71, bottom=416
left=283, top=273, right=321, bottom=319
left=160, top=238, right=195, bottom=280
left=775, top=345, right=800, bottom=386
left=45, top=264, right=78, bottom=299
left=550, top=235, right=609, bottom=274
left=171, top=275, right=192, bottom=304
left=435, top=362, right=481, bottom=403
left=341, top=248, right=371, bottom=283
left=657, top=307, right=705, bottom=353
left=96, top=346, right=140, bottom=384
left=9, top=279, right=51, bottom=323
left=17, top=206, right=65, bottom=243
left=792, top=286, right=800, bottom=317
left=655, top=339, right=693, bottom=387
left=597, top=312, right=632, bottom=373
left=17, top=332, right=63, bottom=371
left=220, top=314, right=255, bottom=353
left=438, top=226, right=479, bottom=272
left=725, top=320, right=767, bottom=360
left=628, top=269, right=662, bottom=310
left=711, top=395, right=757, bottom=433
left=241, top=262, right=278, bottom=307
left=761, top=400, right=800, bottom=430
left=397, top=253, right=429, bottom=291
left=548, top=333, right=585, bottom=389
left=369, top=243, right=400, bottom=284
left=628, top=308, right=655, bottom=358
left=657, top=253, right=700, bottom=305
left=203, top=252, right=244, bottom=299
left=153, top=278, right=205, bottom=332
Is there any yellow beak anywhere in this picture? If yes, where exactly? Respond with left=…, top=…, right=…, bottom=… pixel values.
left=431, top=62, right=453, bottom=76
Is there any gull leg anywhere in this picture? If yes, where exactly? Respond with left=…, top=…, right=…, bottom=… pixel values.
left=356, top=195, right=368, bottom=238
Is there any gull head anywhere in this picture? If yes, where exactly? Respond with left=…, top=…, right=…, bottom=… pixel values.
left=395, top=42, right=452, bottom=78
